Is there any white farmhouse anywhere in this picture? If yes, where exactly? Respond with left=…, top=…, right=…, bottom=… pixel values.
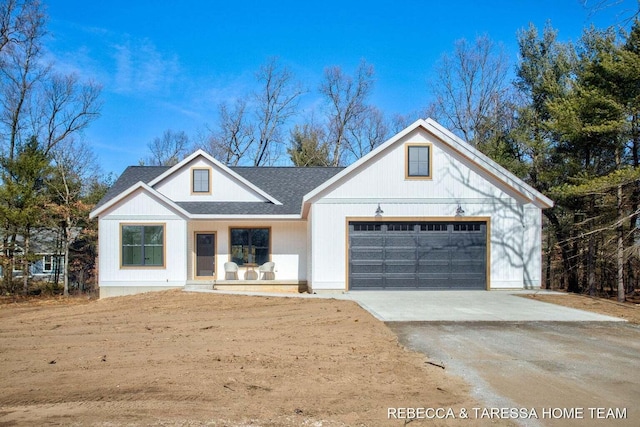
left=90, top=119, right=553, bottom=298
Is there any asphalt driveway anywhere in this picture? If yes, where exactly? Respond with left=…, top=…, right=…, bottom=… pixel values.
left=340, top=291, right=637, bottom=425
left=389, top=321, right=640, bottom=426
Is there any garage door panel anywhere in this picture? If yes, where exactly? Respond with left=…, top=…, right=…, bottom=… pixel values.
left=416, top=276, right=453, bottom=289
left=416, top=262, right=449, bottom=273
left=351, top=276, right=384, bottom=289
left=451, top=249, right=485, bottom=263
left=385, top=235, right=416, bottom=246
left=349, top=221, right=486, bottom=290
left=350, top=235, right=384, bottom=246
left=350, top=262, right=384, bottom=274
left=385, top=276, right=417, bottom=288
left=384, top=248, right=416, bottom=260
left=385, top=262, right=416, bottom=275
left=350, top=248, right=383, bottom=259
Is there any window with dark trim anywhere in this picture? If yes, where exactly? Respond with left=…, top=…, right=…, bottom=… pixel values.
left=122, top=225, right=164, bottom=266
left=192, top=168, right=210, bottom=193
left=230, top=228, right=269, bottom=265
left=407, top=145, right=431, bottom=178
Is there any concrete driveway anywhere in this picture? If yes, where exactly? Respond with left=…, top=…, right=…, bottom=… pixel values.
left=340, top=290, right=625, bottom=322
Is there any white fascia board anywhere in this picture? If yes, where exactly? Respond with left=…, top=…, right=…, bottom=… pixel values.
left=147, top=149, right=282, bottom=205
left=89, top=182, right=191, bottom=219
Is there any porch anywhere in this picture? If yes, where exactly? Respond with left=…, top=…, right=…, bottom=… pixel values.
left=188, top=220, right=308, bottom=289
left=184, top=280, right=308, bottom=293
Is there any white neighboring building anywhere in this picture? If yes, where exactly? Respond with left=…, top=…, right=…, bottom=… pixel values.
left=90, top=119, right=553, bottom=298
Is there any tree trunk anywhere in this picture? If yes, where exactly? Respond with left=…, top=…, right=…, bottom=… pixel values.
left=22, top=231, right=29, bottom=295
left=2, top=232, right=12, bottom=289
left=545, top=226, right=552, bottom=289
left=587, top=196, right=596, bottom=296
left=63, top=218, right=71, bottom=297
left=616, top=148, right=625, bottom=302
left=617, top=223, right=624, bottom=302
left=588, top=234, right=596, bottom=296
left=544, top=210, right=579, bottom=292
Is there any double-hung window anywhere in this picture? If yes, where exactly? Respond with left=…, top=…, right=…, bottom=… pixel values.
left=121, top=224, right=165, bottom=267
left=406, top=144, right=432, bottom=179
left=43, top=255, right=55, bottom=273
left=192, top=168, right=211, bottom=193
left=230, top=228, right=269, bottom=265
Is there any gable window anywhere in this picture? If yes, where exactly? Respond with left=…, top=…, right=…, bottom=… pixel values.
left=406, top=144, right=432, bottom=179
left=121, top=224, right=165, bottom=267
left=192, top=168, right=211, bottom=194
left=230, top=228, right=269, bottom=265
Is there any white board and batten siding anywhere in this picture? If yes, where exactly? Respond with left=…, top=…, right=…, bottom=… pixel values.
left=187, top=220, right=307, bottom=281
left=307, top=127, right=543, bottom=291
left=98, top=188, right=188, bottom=298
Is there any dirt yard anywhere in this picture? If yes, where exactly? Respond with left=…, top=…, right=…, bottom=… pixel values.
left=0, top=290, right=482, bottom=426
left=523, top=291, right=640, bottom=324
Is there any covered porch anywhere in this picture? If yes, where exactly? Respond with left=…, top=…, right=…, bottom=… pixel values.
left=186, top=219, right=309, bottom=292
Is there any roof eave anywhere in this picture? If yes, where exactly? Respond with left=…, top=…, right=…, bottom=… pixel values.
left=89, top=182, right=191, bottom=219
left=189, top=214, right=302, bottom=220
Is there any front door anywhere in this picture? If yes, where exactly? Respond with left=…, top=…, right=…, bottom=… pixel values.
left=195, top=233, right=215, bottom=278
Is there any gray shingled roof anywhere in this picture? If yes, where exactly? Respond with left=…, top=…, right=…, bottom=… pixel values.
left=96, top=166, right=169, bottom=209
left=95, top=165, right=344, bottom=216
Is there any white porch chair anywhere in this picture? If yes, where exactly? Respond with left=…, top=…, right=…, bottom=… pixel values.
left=258, top=262, right=275, bottom=280
left=224, top=262, right=239, bottom=280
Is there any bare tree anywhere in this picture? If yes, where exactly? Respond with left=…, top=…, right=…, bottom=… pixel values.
left=253, top=57, right=305, bottom=166
left=37, top=73, right=102, bottom=155
left=428, top=35, right=511, bottom=146
left=0, top=0, right=29, bottom=54
left=48, top=138, right=99, bottom=296
left=579, top=0, right=640, bottom=25
left=0, top=0, right=47, bottom=160
left=208, top=57, right=304, bottom=166
left=345, top=106, right=390, bottom=159
left=320, top=60, right=375, bottom=166
left=142, top=129, right=190, bottom=166
left=207, top=99, right=254, bottom=166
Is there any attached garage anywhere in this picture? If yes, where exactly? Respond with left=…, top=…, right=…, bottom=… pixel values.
left=348, top=220, right=488, bottom=290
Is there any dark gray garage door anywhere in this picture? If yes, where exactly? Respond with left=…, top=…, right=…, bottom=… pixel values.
left=348, top=221, right=487, bottom=290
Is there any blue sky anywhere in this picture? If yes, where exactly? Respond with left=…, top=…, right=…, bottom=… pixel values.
left=45, top=0, right=638, bottom=175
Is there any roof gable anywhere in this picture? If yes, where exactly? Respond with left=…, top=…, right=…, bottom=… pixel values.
left=149, top=150, right=282, bottom=205
left=89, top=182, right=190, bottom=219
left=303, top=118, right=553, bottom=209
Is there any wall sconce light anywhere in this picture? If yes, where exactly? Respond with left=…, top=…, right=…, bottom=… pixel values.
left=375, top=203, right=384, bottom=217
left=455, top=205, right=465, bottom=216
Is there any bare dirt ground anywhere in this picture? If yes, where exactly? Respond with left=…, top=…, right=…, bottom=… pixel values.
left=522, top=291, right=640, bottom=324
left=0, top=290, right=484, bottom=426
